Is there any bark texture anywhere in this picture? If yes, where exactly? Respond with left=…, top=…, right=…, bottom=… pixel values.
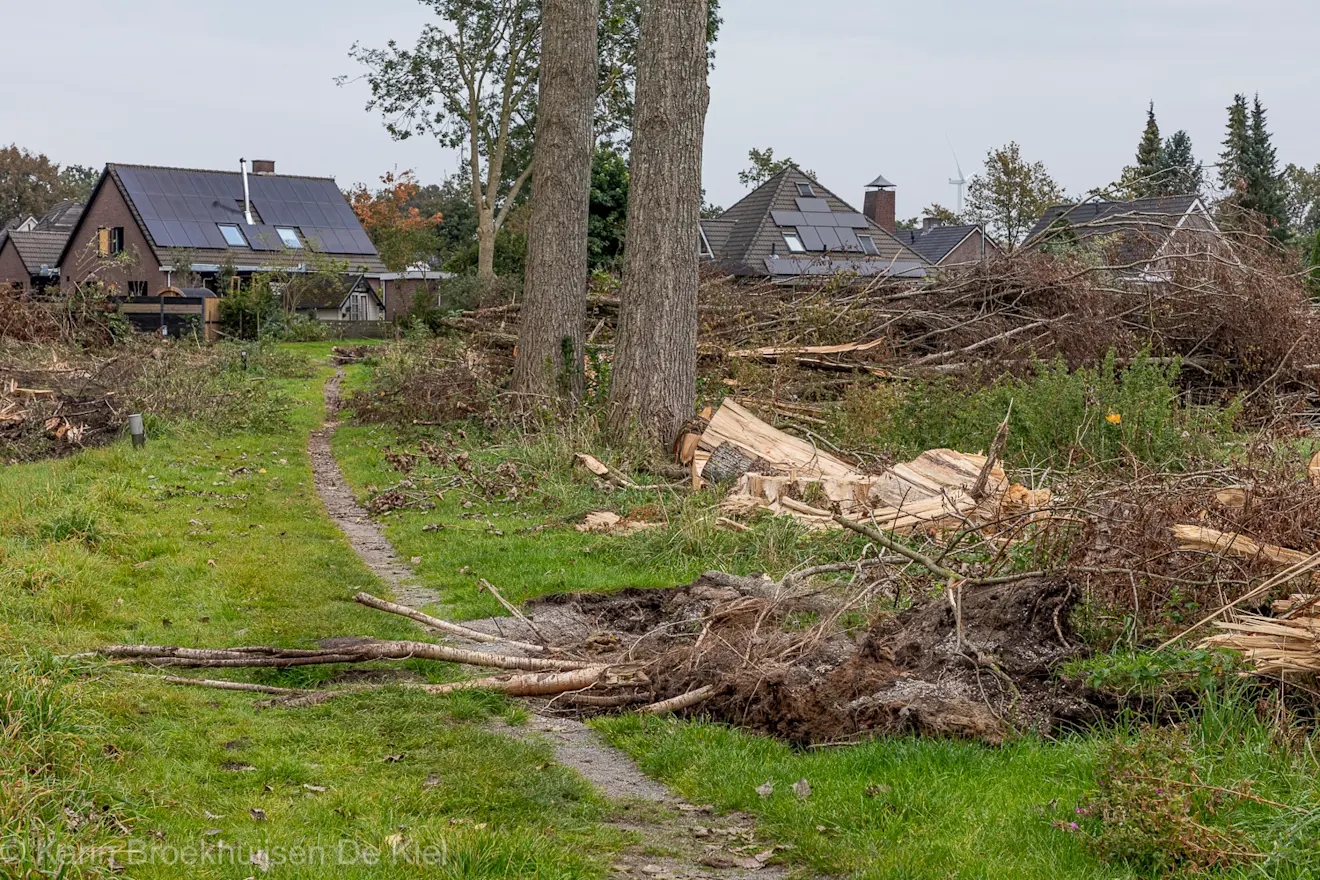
left=512, top=0, right=600, bottom=404
left=607, top=0, right=710, bottom=444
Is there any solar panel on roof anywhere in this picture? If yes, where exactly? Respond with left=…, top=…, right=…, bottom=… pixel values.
left=795, top=197, right=831, bottom=213
left=835, top=227, right=862, bottom=251
left=771, top=210, right=805, bottom=228
left=144, top=218, right=172, bottom=247
left=801, top=212, right=837, bottom=227
left=796, top=226, right=824, bottom=252
left=817, top=227, right=842, bottom=251
left=837, top=213, right=870, bottom=229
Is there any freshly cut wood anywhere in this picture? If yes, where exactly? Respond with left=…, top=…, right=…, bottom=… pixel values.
left=575, top=511, right=656, bottom=534
left=1203, top=615, right=1320, bottom=675
left=1215, top=488, right=1249, bottom=509
left=702, top=441, right=760, bottom=484
left=1273, top=594, right=1320, bottom=617
left=422, top=667, right=609, bottom=697
left=1172, top=525, right=1315, bottom=569
left=354, top=592, right=546, bottom=654
left=699, top=399, right=857, bottom=479
left=1311, top=449, right=1320, bottom=488
left=726, top=338, right=887, bottom=359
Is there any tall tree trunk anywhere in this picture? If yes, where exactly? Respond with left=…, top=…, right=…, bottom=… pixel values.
left=607, top=0, right=710, bottom=445
left=511, top=0, right=600, bottom=406
left=476, top=214, right=497, bottom=283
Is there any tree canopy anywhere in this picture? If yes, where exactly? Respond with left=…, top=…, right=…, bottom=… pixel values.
left=0, top=145, right=96, bottom=226
left=347, top=171, right=444, bottom=272
left=966, top=142, right=1064, bottom=249
left=1219, top=93, right=1288, bottom=239
left=737, top=147, right=813, bottom=189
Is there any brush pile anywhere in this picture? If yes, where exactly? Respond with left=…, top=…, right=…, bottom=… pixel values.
left=1203, top=615, right=1320, bottom=675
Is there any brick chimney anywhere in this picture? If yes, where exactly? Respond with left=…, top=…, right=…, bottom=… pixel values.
left=252, top=159, right=276, bottom=175
left=863, top=174, right=896, bottom=234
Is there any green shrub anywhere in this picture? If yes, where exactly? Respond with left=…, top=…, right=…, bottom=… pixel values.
left=279, top=314, right=330, bottom=342
left=839, top=352, right=1241, bottom=469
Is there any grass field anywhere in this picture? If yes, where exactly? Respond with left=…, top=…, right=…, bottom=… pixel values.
left=5, top=341, right=1318, bottom=879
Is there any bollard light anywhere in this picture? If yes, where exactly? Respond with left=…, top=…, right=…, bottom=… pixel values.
left=128, top=414, right=146, bottom=449
left=241, top=349, right=248, bottom=371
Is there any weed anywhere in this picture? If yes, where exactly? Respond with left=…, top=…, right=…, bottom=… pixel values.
left=36, top=511, right=103, bottom=547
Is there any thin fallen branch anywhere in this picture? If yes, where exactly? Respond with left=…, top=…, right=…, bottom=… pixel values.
left=834, top=515, right=1045, bottom=587
left=479, top=579, right=551, bottom=645
left=134, top=674, right=307, bottom=696
left=354, top=592, right=546, bottom=654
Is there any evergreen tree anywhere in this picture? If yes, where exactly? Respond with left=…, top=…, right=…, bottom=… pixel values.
left=1133, top=102, right=1165, bottom=196
left=1247, top=95, right=1288, bottom=238
left=1218, top=94, right=1251, bottom=198
left=1157, top=130, right=1202, bottom=196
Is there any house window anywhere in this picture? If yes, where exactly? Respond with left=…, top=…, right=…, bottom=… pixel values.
left=99, top=227, right=125, bottom=256
left=127, top=281, right=148, bottom=296
left=857, top=234, right=879, bottom=255
left=783, top=232, right=806, bottom=253
left=796, top=183, right=815, bottom=198
left=218, top=224, right=248, bottom=247
left=275, top=227, right=302, bottom=249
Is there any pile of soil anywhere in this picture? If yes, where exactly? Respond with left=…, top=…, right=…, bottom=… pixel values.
left=522, top=577, right=1105, bottom=745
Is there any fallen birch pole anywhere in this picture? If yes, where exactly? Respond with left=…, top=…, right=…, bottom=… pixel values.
left=353, top=592, right=546, bottom=653
left=85, top=641, right=595, bottom=672
left=422, top=667, right=609, bottom=697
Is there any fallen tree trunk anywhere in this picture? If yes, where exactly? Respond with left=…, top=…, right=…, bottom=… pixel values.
left=421, top=667, right=609, bottom=697
left=86, top=641, right=594, bottom=672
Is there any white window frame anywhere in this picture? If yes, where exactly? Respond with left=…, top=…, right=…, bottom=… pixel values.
left=857, top=234, right=879, bottom=255
left=218, top=224, right=247, bottom=247
left=796, top=182, right=815, bottom=198
left=783, top=232, right=806, bottom=253
left=275, top=227, right=302, bottom=249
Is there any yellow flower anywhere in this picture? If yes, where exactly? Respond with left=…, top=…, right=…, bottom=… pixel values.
left=1105, top=412, right=1122, bottom=425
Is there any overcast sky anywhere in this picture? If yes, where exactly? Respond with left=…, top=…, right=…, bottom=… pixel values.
left=6, top=0, right=1319, bottom=220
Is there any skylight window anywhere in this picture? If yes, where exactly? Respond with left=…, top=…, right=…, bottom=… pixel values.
left=275, top=227, right=302, bottom=249
left=796, top=183, right=815, bottom=198
left=783, top=232, right=806, bottom=253
left=857, top=234, right=879, bottom=255
left=218, top=224, right=247, bottom=247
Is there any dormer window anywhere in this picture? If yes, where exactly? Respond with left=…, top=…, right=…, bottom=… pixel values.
left=783, top=232, right=806, bottom=253
left=275, top=227, right=302, bottom=249
left=218, top=224, right=248, bottom=247
left=796, top=182, right=815, bottom=198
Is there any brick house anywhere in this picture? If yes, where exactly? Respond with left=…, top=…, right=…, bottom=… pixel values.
left=56, top=162, right=386, bottom=304
left=893, top=218, right=1002, bottom=268
left=380, top=269, right=454, bottom=322
left=0, top=230, right=67, bottom=294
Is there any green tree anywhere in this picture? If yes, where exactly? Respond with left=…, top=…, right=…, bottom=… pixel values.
left=348, top=0, right=540, bottom=283
left=1284, top=162, right=1320, bottom=237
left=588, top=144, right=629, bottom=269
left=58, top=164, right=100, bottom=203
left=1248, top=95, right=1288, bottom=238
left=966, top=142, right=1065, bottom=249
left=1156, top=130, right=1202, bottom=197
left=1133, top=101, right=1164, bottom=195
left=737, top=147, right=813, bottom=189
left=0, top=145, right=90, bottom=225
left=899, top=203, right=964, bottom=230
left=1218, top=94, right=1251, bottom=197
left=408, top=173, right=480, bottom=262
left=1308, top=229, right=1320, bottom=299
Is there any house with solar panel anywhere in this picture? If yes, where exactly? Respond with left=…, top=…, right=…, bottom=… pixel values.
left=699, top=168, right=929, bottom=280
left=56, top=161, right=387, bottom=318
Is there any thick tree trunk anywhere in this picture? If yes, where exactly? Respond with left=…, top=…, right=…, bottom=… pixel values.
left=476, top=214, right=497, bottom=283
left=511, top=0, right=600, bottom=406
left=607, top=0, right=709, bottom=445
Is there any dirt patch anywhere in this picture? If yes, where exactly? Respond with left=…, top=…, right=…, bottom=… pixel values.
left=520, top=576, right=1102, bottom=746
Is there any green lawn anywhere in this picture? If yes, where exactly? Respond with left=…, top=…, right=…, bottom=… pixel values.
left=5, top=342, right=1317, bottom=880
left=0, top=349, right=617, bottom=879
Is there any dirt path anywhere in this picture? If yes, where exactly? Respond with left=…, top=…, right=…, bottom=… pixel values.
left=308, top=367, right=792, bottom=880
left=308, top=368, right=442, bottom=609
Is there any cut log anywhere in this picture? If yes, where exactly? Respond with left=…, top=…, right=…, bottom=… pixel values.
left=422, top=667, right=609, bottom=697
left=702, top=442, right=760, bottom=484
left=698, top=400, right=857, bottom=479
left=1172, top=525, right=1315, bottom=569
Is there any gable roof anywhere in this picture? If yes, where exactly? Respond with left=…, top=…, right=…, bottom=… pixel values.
left=701, top=167, right=928, bottom=278
left=58, top=164, right=386, bottom=275
left=291, top=273, right=382, bottom=310
left=36, top=200, right=83, bottom=231
left=893, top=224, right=987, bottom=265
left=4, top=230, right=70, bottom=273
left=1025, top=195, right=1206, bottom=250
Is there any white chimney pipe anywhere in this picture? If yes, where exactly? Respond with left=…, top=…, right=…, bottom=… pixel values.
left=240, top=158, right=253, bottom=225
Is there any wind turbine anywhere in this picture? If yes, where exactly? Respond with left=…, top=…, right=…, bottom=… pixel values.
left=948, top=140, right=967, bottom=216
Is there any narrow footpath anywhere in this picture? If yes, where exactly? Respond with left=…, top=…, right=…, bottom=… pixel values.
left=307, top=367, right=791, bottom=880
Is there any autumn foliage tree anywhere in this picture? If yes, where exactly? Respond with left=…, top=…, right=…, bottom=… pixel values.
left=348, top=171, right=444, bottom=272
